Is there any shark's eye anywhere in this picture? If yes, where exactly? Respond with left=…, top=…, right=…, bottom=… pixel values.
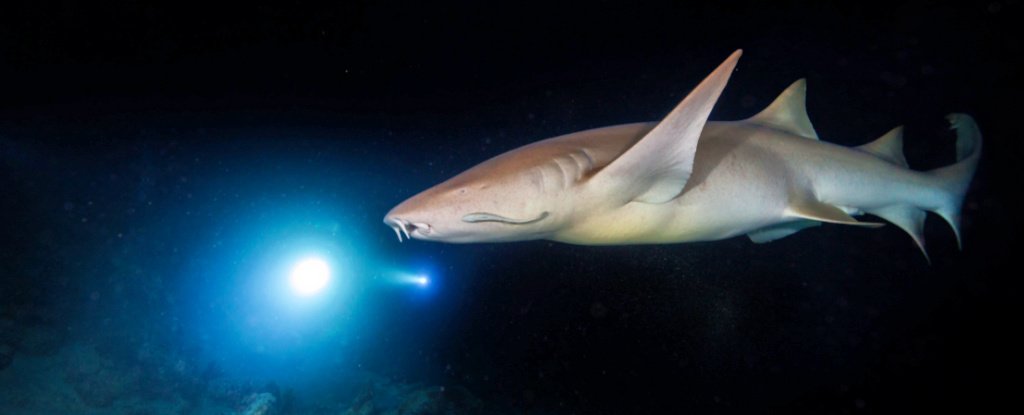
left=458, top=188, right=467, bottom=195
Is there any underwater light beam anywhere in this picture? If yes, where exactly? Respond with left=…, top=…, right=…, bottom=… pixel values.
left=392, top=272, right=431, bottom=288
left=290, top=258, right=330, bottom=296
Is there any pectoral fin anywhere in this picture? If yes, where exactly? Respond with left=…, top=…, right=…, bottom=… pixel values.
left=784, top=197, right=884, bottom=227
left=748, top=220, right=821, bottom=243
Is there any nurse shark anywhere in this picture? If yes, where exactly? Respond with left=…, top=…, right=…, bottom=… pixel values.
left=384, top=50, right=981, bottom=261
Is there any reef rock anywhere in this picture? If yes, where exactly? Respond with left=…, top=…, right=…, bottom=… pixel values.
left=16, top=324, right=65, bottom=357
left=342, top=379, right=485, bottom=415
left=0, top=343, right=13, bottom=370
left=341, top=385, right=376, bottom=415
left=392, top=385, right=484, bottom=415
left=62, top=344, right=140, bottom=408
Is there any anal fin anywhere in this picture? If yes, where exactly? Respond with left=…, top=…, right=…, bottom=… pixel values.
left=870, top=205, right=930, bottom=263
left=748, top=220, right=821, bottom=243
left=785, top=197, right=884, bottom=227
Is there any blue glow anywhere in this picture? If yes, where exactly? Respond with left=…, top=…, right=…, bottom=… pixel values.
left=290, top=257, right=330, bottom=295
left=152, top=140, right=467, bottom=405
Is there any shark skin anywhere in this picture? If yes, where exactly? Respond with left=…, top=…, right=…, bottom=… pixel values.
left=384, top=49, right=981, bottom=260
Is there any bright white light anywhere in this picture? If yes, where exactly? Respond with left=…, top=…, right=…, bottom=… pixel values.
left=415, top=276, right=429, bottom=286
left=290, top=258, right=330, bottom=296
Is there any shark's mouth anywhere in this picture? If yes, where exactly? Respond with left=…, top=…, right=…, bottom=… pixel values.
left=461, top=211, right=549, bottom=225
left=386, top=217, right=432, bottom=242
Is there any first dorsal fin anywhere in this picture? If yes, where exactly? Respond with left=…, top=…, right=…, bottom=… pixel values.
left=591, top=50, right=742, bottom=204
left=857, top=126, right=908, bottom=167
left=748, top=79, right=819, bottom=140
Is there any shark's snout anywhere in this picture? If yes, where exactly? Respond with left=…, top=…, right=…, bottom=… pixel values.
left=384, top=216, right=432, bottom=242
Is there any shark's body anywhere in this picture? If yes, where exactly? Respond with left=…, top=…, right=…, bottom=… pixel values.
left=385, top=50, right=981, bottom=260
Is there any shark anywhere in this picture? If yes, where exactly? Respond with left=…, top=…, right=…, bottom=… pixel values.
left=384, top=50, right=981, bottom=261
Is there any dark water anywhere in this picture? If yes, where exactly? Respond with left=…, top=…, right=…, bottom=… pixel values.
left=1, top=1, right=1018, bottom=414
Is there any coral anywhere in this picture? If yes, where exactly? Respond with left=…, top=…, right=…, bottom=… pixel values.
left=207, top=378, right=252, bottom=405
left=237, top=392, right=276, bottom=415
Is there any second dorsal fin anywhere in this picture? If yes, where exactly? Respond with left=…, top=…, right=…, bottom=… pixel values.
left=748, top=79, right=819, bottom=140
left=857, top=126, right=908, bottom=167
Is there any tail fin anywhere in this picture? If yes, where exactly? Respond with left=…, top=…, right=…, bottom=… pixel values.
left=927, top=113, right=983, bottom=249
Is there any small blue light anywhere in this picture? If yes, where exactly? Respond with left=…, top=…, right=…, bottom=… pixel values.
left=414, top=275, right=429, bottom=287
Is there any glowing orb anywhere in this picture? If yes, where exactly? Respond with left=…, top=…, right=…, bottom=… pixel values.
left=414, top=275, right=429, bottom=286
left=290, top=258, right=330, bottom=295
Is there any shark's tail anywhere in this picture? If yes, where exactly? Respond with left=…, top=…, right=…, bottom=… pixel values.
left=863, top=114, right=981, bottom=262
left=927, top=113, right=983, bottom=249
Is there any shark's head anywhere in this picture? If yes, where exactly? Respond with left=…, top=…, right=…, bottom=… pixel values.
left=384, top=49, right=745, bottom=246
left=384, top=144, right=580, bottom=243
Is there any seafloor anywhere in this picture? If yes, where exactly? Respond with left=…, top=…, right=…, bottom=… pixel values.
left=1, top=319, right=489, bottom=414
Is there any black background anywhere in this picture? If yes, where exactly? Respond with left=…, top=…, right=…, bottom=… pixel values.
left=1, top=1, right=1020, bottom=414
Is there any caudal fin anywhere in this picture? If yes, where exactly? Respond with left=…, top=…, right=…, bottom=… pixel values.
left=927, top=113, right=983, bottom=249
